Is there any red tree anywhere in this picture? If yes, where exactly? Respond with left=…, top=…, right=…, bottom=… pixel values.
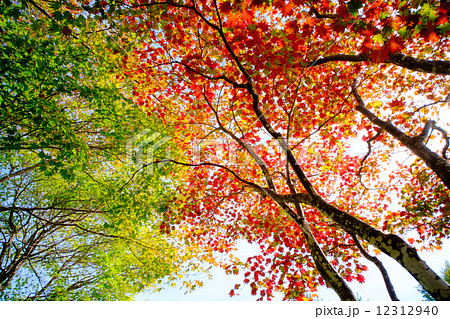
left=95, top=0, right=450, bottom=300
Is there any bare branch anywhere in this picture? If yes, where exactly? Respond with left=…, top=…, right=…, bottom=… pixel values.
left=357, top=128, right=384, bottom=177
left=351, top=234, right=399, bottom=301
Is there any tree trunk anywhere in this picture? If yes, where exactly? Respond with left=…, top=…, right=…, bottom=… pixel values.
left=312, top=197, right=450, bottom=300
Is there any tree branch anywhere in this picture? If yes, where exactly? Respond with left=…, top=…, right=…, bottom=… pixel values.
left=416, top=119, right=436, bottom=143
left=181, top=63, right=246, bottom=88
left=432, top=124, right=449, bottom=159
left=27, top=0, right=92, bottom=51
left=0, top=163, right=42, bottom=184
left=274, top=201, right=356, bottom=300
left=351, top=234, right=399, bottom=301
left=307, top=53, right=450, bottom=76
left=309, top=7, right=338, bottom=19
left=202, top=90, right=276, bottom=190
left=352, top=81, right=450, bottom=189
left=357, top=128, right=383, bottom=177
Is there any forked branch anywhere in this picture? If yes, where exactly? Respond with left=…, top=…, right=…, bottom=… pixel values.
left=352, top=81, right=450, bottom=189
left=351, top=234, right=399, bottom=301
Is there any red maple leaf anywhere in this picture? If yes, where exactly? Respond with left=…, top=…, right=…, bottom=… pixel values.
left=316, top=24, right=330, bottom=39
left=390, top=99, right=404, bottom=110
left=285, top=20, right=299, bottom=34
left=219, top=1, right=232, bottom=14
left=241, top=9, right=254, bottom=24
left=436, top=15, right=449, bottom=26
left=385, top=36, right=405, bottom=53
left=421, top=29, right=441, bottom=42
left=226, top=12, right=241, bottom=27
left=369, top=47, right=390, bottom=62
left=330, top=19, right=347, bottom=33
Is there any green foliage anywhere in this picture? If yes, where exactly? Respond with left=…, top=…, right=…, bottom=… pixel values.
left=0, top=0, right=189, bottom=300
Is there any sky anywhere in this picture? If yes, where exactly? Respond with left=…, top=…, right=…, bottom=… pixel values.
left=135, top=238, right=450, bottom=301
left=134, top=108, right=450, bottom=302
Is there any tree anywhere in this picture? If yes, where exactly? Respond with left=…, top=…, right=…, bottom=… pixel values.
left=96, top=0, right=450, bottom=300
left=0, top=0, right=198, bottom=300
left=420, top=261, right=450, bottom=301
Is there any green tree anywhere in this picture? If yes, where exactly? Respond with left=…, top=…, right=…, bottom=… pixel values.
left=0, top=0, right=193, bottom=300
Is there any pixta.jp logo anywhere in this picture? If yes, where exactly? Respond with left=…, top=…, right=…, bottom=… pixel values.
left=126, top=130, right=171, bottom=174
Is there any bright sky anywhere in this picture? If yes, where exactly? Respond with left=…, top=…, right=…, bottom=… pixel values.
left=135, top=238, right=450, bottom=301
left=134, top=108, right=450, bottom=302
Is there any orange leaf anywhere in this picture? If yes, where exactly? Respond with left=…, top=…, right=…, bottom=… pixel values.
left=285, top=20, right=299, bottom=34
left=385, top=36, right=405, bottom=53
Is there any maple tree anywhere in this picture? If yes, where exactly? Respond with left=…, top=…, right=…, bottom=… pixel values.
left=0, top=0, right=200, bottom=300
left=4, top=0, right=448, bottom=301
left=91, top=0, right=450, bottom=301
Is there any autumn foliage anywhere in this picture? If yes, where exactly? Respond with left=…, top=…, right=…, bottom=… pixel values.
left=4, top=0, right=449, bottom=300
left=95, top=0, right=450, bottom=300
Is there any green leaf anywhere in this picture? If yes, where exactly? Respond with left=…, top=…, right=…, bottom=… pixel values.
left=372, top=33, right=385, bottom=44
